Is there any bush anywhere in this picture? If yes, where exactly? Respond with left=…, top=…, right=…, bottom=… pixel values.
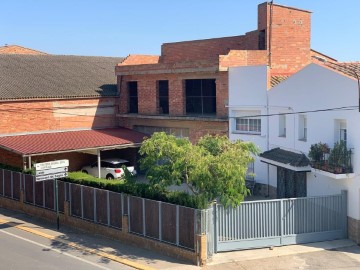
left=63, top=172, right=208, bottom=209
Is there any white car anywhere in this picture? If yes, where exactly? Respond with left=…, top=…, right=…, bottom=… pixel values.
left=81, top=158, right=137, bottom=180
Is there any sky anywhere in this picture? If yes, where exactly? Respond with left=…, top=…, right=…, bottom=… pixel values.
left=1, top=0, right=360, bottom=61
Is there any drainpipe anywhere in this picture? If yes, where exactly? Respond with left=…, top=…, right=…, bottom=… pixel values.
left=97, top=149, right=101, bottom=178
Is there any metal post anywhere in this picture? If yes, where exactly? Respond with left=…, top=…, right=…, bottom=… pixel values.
left=341, top=190, right=348, bottom=238
left=11, top=171, right=13, bottom=199
left=176, top=205, right=179, bottom=246
left=107, top=190, right=110, bottom=226
left=94, top=189, right=97, bottom=223
left=142, top=198, right=146, bottom=236
left=97, top=149, right=101, bottom=178
left=2, top=169, right=4, bottom=196
left=280, top=199, right=284, bottom=245
left=158, top=201, right=162, bottom=241
left=55, top=178, right=59, bottom=230
left=81, top=185, right=84, bottom=219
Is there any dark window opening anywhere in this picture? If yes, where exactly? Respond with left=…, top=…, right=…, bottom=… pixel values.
left=157, top=80, right=169, bottom=114
left=258, top=29, right=266, bottom=50
left=128, top=81, right=138, bottom=113
left=185, top=79, right=216, bottom=115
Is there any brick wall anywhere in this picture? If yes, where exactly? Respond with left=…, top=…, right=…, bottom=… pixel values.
left=119, top=117, right=228, bottom=143
left=259, top=3, right=312, bottom=74
left=161, top=35, right=248, bottom=63
left=118, top=72, right=228, bottom=119
left=0, top=148, right=23, bottom=168
left=0, top=196, right=203, bottom=265
left=0, top=98, right=118, bottom=135
left=0, top=148, right=96, bottom=171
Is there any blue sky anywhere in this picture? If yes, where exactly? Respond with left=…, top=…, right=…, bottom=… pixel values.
left=1, top=0, right=359, bottom=61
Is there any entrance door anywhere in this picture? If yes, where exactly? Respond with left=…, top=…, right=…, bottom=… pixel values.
left=277, top=168, right=306, bottom=199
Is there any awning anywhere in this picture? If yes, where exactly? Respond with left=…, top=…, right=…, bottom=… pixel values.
left=259, top=147, right=311, bottom=172
left=0, top=128, right=146, bottom=157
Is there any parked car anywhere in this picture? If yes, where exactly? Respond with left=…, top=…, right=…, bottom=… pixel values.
left=81, top=158, right=136, bottom=180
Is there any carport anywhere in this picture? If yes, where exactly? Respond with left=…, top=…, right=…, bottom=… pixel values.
left=0, top=128, right=146, bottom=178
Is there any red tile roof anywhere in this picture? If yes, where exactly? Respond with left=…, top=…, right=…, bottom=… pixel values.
left=0, top=128, right=146, bottom=156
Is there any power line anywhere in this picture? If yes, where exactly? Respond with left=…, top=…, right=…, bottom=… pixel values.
left=228, top=105, right=358, bottom=119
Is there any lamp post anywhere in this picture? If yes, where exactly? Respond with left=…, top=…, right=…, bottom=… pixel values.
left=312, top=55, right=360, bottom=112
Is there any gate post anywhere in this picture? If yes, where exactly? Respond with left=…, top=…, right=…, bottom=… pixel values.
left=213, top=202, right=218, bottom=253
left=280, top=199, right=284, bottom=245
left=341, top=190, right=348, bottom=238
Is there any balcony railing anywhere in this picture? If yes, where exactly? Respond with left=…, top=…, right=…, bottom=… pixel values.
left=309, top=141, right=353, bottom=174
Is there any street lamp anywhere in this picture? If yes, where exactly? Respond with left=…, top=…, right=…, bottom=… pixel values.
left=312, top=55, right=360, bottom=112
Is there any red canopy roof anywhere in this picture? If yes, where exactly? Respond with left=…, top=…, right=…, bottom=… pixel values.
left=0, top=128, right=146, bottom=156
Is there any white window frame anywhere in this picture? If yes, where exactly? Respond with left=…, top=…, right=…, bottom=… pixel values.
left=279, top=114, right=286, bottom=137
left=235, top=117, right=261, bottom=135
left=298, top=115, right=307, bottom=141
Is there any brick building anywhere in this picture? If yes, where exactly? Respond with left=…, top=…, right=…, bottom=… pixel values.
left=115, top=2, right=330, bottom=142
left=0, top=50, right=144, bottom=171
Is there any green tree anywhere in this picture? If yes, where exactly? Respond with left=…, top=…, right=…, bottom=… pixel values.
left=138, top=132, right=258, bottom=207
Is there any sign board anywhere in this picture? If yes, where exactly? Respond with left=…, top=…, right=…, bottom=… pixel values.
left=36, top=172, right=68, bottom=182
left=36, top=167, right=68, bottom=176
left=35, top=159, right=69, bottom=171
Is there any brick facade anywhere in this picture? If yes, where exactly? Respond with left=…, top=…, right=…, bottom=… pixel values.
left=0, top=98, right=118, bottom=135
left=115, top=2, right=313, bottom=142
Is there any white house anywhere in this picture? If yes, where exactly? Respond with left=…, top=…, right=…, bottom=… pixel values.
left=229, top=62, right=360, bottom=242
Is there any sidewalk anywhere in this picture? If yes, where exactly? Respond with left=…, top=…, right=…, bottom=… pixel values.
left=208, top=239, right=356, bottom=266
left=0, top=207, right=356, bottom=269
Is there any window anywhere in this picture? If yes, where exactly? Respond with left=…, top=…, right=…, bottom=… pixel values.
left=258, top=29, right=266, bottom=50
left=185, top=79, right=216, bottom=115
left=298, top=115, right=307, bottom=141
left=279, top=115, right=286, bottom=137
left=235, top=118, right=261, bottom=134
left=340, top=121, right=347, bottom=144
left=157, top=80, right=169, bottom=114
left=128, top=81, right=138, bottom=113
left=335, top=120, right=347, bottom=145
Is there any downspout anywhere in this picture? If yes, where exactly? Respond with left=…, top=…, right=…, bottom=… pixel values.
left=266, top=0, right=274, bottom=197
left=266, top=68, right=270, bottom=197
left=268, top=0, right=274, bottom=69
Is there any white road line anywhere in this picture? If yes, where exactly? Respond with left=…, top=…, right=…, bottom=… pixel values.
left=0, top=228, right=113, bottom=270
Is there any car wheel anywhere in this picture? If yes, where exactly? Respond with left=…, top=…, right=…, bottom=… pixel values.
left=106, top=174, right=114, bottom=180
left=82, top=170, right=88, bottom=174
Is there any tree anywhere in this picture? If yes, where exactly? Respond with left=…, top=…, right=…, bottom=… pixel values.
left=138, top=132, right=259, bottom=207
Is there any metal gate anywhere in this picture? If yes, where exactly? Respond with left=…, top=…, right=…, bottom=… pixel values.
left=213, top=191, right=348, bottom=252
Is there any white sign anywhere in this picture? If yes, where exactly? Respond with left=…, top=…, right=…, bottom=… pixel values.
left=35, top=160, right=69, bottom=171
left=36, top=172, right=68, bottom=182
left=35, top=167, right=68, bottom=176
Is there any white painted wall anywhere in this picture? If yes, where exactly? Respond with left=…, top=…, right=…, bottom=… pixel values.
left=228, top=65, right=269, bottom=185
left=229, top=63, right=360, bottom=219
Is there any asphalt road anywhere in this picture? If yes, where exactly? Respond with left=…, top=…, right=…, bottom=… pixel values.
left=0, top=223, right=134, bottom=270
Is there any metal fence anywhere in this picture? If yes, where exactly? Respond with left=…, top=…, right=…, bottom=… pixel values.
left=0, top=169, right=200, bottom=251
left=213, top=191, right=347, bottom=252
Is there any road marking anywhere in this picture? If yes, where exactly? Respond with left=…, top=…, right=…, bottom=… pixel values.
left=0, top=228, right=112, bottom=270
left=0, top=218, right=155, bottom=270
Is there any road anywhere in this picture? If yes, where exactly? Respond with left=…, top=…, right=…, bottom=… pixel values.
left=0, top=222, right=134, bottom=270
